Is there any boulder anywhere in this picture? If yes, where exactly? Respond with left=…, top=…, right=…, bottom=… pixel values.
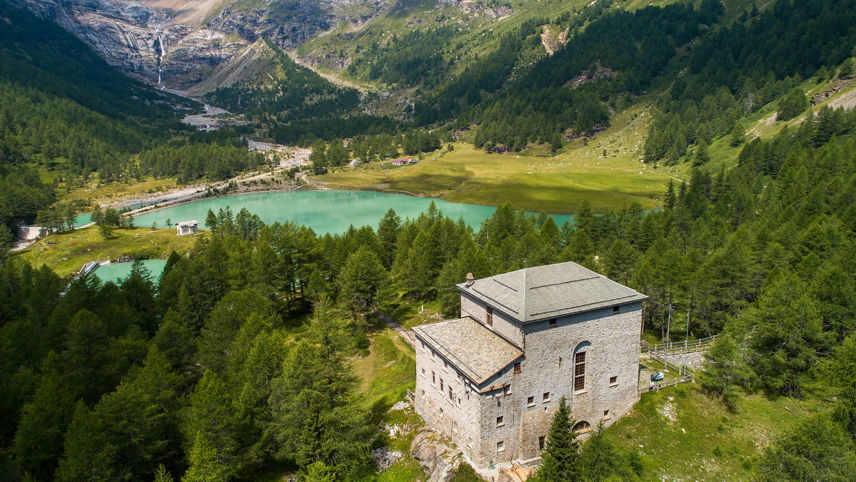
left=410, top=427, right=462, bottom=481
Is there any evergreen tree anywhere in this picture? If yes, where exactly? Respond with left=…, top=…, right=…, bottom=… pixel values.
left=577, top=423, right=640, bottom=481
left=377, top=208, right=401, bottom=269
left=697, top=333, right=751, bottom=411
left=338, top=245, right=387, bottom=324
left=748, top=272, right=825, bottom=396
left=756, top=413, right=856, bottom=481
left=182, top=432, right=229, bottom=482
left=268, top=300, right=372, bottom=477
left=777, top=88, right=809, bottom=121
left=536, top=396, right=579, bottom=481
left=182, top=371, right=242, bottom=479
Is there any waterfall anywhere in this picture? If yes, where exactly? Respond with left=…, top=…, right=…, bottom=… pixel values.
left=153, top=23, right=167, bottom=84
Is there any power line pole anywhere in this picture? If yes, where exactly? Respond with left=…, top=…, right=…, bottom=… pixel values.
left=665, top=301, right=672, bottom=369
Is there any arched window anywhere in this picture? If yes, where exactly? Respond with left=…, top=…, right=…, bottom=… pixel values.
left=572, top=421, right=591, bottom=434
left=573, top=341, right=591, bottom=391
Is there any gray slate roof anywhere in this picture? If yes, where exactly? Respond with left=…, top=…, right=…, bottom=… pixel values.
left=457, top=261, right=647, bottom=323
left=413, top=318, right=523, bottom=385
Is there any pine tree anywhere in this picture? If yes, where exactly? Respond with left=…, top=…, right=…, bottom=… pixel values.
left=182, top=432, right=229, bottom=482
left=154, top=464, right=175, bottom=482
left=377, top=208, right=401, bottom=268
left=664, top=180, right=676, bottom=209
left=338, top=245, right=387, bottom=324
left=578, top=423, right=639, bottom=480
left=182, top=371, right=242, bottom=479
left=536, top=396, right=579, bottom=481
left=777, top=88, right=808, bottom=121
left=697, top=333, right=751, bottom=411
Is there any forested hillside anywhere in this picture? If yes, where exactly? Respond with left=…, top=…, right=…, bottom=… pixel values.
left=3, top=106, right=856, bottom=479
left=0, top=2, right=265, bottom=237
left=202, top=40, right=361, bottom=122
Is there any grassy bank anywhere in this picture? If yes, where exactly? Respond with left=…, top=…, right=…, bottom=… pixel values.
left=15, top=226, right=205, bottom=277
left=607, top=384, right=824, bottom=480
left=314, top=105, right=680, bottom=213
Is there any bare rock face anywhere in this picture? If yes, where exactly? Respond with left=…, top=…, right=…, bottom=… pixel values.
left=410, top=427, right=463, bottom=482
left=10, top=0, right=388, bottom=90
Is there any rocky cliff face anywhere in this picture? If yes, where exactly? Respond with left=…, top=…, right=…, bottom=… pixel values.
left=11, top=0, right=385, bottom=90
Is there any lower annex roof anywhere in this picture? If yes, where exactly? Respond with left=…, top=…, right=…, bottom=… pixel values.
left=413, top=317, right=523, bottom=386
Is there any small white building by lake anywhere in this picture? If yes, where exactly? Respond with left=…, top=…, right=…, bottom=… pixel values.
left=176, top=220, right=198, bottom=236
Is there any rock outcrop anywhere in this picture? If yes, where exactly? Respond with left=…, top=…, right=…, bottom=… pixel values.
left=410, top=427, right=463, bottom=481
left=11, top=0, right=389, bottom=90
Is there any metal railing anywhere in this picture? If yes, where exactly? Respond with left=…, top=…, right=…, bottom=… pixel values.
left=640, top=374, right=694, bottom=394
left=641, top=334, right=718, bottom=355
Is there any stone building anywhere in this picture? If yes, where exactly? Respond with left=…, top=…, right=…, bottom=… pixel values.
left=413, top=261, right=647, bottom=468
left=176, top=220, right=198, bottom=236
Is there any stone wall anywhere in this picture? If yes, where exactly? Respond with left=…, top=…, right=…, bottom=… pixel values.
left=514, top=302, right=643, bottom=461
left=461, top=292, right=524, bottom=347
left=413, top=337, right=485, bottom=464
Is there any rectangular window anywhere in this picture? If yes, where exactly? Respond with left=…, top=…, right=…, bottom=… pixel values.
left=574, top=352, right=586, bottom=391
left=527, top=396, right=535, bottom=406
left=496, top=416, right=504, bottom=427
left=496, top=441, right=505, bottom=452
left=449, top=387, right=453, bottom=401
left=549, top=319, right=557, bottom=327
left=543, top=392, right=550, bottom=402
left=432, top=371, right=436, bottom=384
left=539, top=436, right=546, bottom=450
left=444, top=361, right=447, bottom=369
left=514, top=362, right=521, bottom=374
left=440, top=379, right=444, bottom=391
left=613, top=306, right=620, bottom=313
left=486, top=306, right=493, bottom=326
left=421, top=368, right=425, bottom=375
left=421, top=341, right=425, bottom=349
left=609, top=376, right=617, bottom=385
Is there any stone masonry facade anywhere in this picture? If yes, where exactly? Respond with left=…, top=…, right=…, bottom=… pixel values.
left=413, top=263, right=645, bottom=469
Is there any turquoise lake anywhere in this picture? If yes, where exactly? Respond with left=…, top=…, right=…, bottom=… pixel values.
left=93, top=259, right=168, bottom=284
left=133, top=191, right=574, bottom=235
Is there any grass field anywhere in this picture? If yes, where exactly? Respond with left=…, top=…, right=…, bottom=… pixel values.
left=59, top=177, right=179, bottom=207
left=608, top=384, right=824, bottom=480
left=316, top=103, right=680, bottom=213
left=15, top=226, right=205, bottom=277
left=353, top=328, right=416, bottom=411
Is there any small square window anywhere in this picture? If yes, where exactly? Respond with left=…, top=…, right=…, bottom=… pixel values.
left=604, top=409, right=610, bottom=416
left=527, top=396, right=535, bottom=406
left=543, top=392, right=550, bottom=402
left=613, top=306, right=620, bottom=313
left=549, top=319, right=557, bottom=327
left=496, top=416, right=504, bottom=427
left=539, top=435, right=546, bottom=450
left=610, top=376, right=617, bottom=385
left=496, top=441, right=505, bottom=452
left=514, top=362, right=521, bottom=374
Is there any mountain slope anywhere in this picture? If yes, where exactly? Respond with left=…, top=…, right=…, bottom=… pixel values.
left=199, top=39, right=361, bottom=121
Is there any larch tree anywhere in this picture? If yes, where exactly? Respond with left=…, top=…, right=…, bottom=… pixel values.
left=536, top=396, right=579, bottom=481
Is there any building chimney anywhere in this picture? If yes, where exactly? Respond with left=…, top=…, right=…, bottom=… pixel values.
left=465, top=272, right=475, bottom=287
